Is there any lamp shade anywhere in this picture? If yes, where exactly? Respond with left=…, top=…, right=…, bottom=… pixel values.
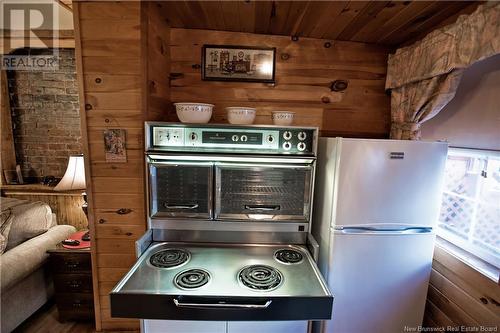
left=54, top=155, right=86, bottom=191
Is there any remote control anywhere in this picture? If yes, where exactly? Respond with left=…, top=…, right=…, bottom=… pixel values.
left=62, top=239, right=80, bottom=246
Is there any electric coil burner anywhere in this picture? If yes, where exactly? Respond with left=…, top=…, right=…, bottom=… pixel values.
left=274, top=249, right=303, bottom=264
left=238, top=265, right=283, bottom=291
left=174, top=269, right=210, bottom=289
left=149, top=248, right=190, bottom=268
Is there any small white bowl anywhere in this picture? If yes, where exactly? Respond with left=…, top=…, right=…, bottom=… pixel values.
left=174, top=103, right=214, bottom=123
left=226, top=107, right=256, bottom=125
left=272, top=111, right=295, bottom=126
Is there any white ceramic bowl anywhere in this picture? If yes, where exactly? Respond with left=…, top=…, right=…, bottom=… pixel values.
left=272, top=111, right=295, bottom=126
left=226, top=107, right=257, bottom=125
left=174, top=103, right=214, bottom=123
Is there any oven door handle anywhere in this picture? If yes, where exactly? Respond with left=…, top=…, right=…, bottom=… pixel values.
left=173, top=299, right=272, bottom=309
left=215, top=162, right=313, bottom=169
left=164, top=203, right=199, bottom=210
left=244, top=205, right=280, bottom=211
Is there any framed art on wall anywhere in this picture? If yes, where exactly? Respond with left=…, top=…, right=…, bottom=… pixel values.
left=202, top=45, right=276, bottom=83
left=103, top=129, right=127, bottom=163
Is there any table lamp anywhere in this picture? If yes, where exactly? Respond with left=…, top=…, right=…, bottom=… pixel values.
left=54, top=154, right=89, bottom=241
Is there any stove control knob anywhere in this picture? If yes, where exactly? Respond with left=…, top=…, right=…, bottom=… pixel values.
left=267, top=135, right=274, bottom=143
left=283, top=142, right=291, bottom=150
left=298, top=131, right=307, bottom=141
left=240, top=135, right=248, bottom=142
left=283, top=131, right=292, bottom=140
left=232, top=135, right=239, bottom=142
left=297, top=142, right=306, bottom=151
left=190, top=132, right=197, bottom=141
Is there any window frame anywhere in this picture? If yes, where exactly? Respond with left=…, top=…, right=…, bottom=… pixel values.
left=436, top=147, right=500, bottom=272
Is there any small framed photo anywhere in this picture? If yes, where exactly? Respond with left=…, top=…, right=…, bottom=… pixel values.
left=202, top=45, right=276, bottom=83
left=103, top=129, right=127, bottom=163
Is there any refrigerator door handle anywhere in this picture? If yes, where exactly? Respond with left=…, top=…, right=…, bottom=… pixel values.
left=334, top=226, right=433, bottom=235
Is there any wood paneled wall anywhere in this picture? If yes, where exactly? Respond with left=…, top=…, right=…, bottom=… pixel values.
left=170, top=28, right=391, bottom=138
left=74, top=1, right=169, bottom=330
left=423, top=246, right=500, bottom=329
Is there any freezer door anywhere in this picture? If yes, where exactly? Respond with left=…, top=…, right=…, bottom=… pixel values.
left=323, top=228, right=435, bottom=333
left=334, top=139, right=447, bottom=228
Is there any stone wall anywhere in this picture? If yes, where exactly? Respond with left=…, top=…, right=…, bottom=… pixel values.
left=7, top=48, right=82, bottom=181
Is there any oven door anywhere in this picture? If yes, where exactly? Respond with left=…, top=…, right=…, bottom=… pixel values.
left=215, top=160, right=314, bottom=222
left=149, top=160, right=213, bottom=219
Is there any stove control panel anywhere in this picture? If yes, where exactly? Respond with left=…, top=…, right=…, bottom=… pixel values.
left=148, top=123, right=317, bottom=155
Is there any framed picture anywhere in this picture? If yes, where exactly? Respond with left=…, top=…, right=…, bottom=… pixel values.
left=202, top=45, right=276, bottom=83
left=103, top=129, right=127, bottom=163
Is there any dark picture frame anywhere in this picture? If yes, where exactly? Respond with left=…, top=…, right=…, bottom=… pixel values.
left=202, top=45, right=276, bottom=83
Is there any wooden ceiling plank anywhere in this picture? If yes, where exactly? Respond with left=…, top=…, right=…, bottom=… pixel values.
left=221, top=1, right=241, bottom=32
left=294, top=1, right=330, bottom=37
left=377, top=1, right=448, bottom=44
left=322, top=1, right=371, bottom=40
left=401, top=1, right=482, bottom=46
left=268, top=1, right=292, bottom=35
left=351, top=1, right=412, bottom=43
left=383, top=2, right=472, bottom=45
left=428, top=1, right=481, bottom=30
left=183, top=1, right=212, bottom=30
left=183, top=0, right=210, bottom=30
left=290, top=1, right=311, bottom=36
left=294, top=1, right=343, bottom=38
left=78, top=2, right=139, bottom=20
left=372, top=1, right=437, bottom=44
left=336, top=1, right=391, bottom=41
left=163, top=1, right=203, bottom=29
left=198, top=1, right=226, bottom=31
left=159, top=2, right=185, bottom=28
left=284, top=1, right=310, bottom=36
left=254, top=1, right=273, bottom=34
left=238, top=1, right=257, bottom=33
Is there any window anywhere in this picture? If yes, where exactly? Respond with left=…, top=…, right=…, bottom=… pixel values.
left=437, top=148, right=500, bottom=270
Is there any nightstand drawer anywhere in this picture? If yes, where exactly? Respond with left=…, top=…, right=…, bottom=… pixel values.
left=54, top=274, right=93, bottom=293
left=56, top=292, right=95, bottom=321
left=49, top=253, right=91, bottom=273
left=58, top=309, right=95, bottom=321
left=56, top=293, right=94, bottom=311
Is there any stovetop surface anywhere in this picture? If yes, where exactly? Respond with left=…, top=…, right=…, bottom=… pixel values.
left=112, top=242, right=330, bottom=298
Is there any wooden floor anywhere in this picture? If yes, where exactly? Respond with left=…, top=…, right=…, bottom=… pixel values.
left=12, top=302, right=138, bottom=333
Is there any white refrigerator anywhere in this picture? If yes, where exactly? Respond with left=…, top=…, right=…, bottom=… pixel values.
left=312, top=138, right=448, bottom=333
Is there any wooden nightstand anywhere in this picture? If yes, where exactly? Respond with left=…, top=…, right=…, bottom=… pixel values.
left=47, top=245, right=95, bottom=322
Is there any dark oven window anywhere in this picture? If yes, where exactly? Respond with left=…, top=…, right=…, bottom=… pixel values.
left=216, top=165, right=312, bottom=221
left=150, top=163, right=212, bottom=219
